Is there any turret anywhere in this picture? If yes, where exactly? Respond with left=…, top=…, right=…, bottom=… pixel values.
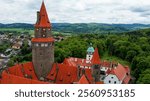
left=32, top=1, right=54, bottom=79
left=86, top=43, right=94, bottom=63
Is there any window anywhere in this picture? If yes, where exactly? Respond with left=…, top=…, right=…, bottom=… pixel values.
left=35, top=43, right=39, bottom=47
left=94, top=65, right=99, bottom=69
left=45, top=43, right=48, bottom=47
left=43, top=34, right=46, bottom=37
left=100, top=71, right=105, bottom=75
left=109, top=80, right=111, bottom=83
left=114, top=81, right=117, bottom=84
left=41, top=43, right=44, bottom=47
left=111, top=77, right=114, bottom=79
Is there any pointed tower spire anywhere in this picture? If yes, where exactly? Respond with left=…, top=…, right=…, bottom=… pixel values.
left=91, top=47, right=101, bottom=64
left=35, top=1, right=51, bottom=28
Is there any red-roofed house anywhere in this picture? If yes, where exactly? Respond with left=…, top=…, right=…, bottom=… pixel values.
left=104, top=64, right=131, bottom=84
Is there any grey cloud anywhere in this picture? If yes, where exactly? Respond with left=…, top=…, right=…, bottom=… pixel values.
left=131, top=6, right=150, bottom=13
left=130, top=6, right=150, bottom=17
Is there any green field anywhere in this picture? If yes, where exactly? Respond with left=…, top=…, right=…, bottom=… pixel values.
left=0, top=28, right=72, bottom=36
left=0, top=28, right=34, bottom=35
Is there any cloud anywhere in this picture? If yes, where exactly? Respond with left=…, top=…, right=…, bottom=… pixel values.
left=130, top=6, right=150, bottom=17
left=0, top=0, right=150, bottom=24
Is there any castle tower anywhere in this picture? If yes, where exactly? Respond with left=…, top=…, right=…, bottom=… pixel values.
left=86, top=43, right=94, bottom=63
left=91, top=47, right=101, bottom=82
left=31, top=2, right=54, bottom=79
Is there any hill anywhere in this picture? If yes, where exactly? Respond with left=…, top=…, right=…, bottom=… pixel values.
left=1, top=23, right=150, bottom=34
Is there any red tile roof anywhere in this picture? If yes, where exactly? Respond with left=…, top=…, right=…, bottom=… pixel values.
left=109, top=64, right=131, bottom=83
left=0, top=62, right=51, bottom=84
left=7, top=62, right=38, bottom=80
left=35, top=1, right=51, bottom=28
left=31, top=37, right=54, bottom=42
left=91, top=47, right=101, bottom=64
left=95, top=81, right=104, bottom=84
left=1, top=69, right=48, bottom=84
left=78, top=75, right=89, bottom=84
left=64, top=57, right=92, bottom=67
left=47, top=63, right=78, bottom=84
left=85, top=69, right=94, bottom=83
left=101, top=61, right=111, bottom=67
left=110, top=64, right=126, bottom=81
left=123, top=75, right=131, bottom=84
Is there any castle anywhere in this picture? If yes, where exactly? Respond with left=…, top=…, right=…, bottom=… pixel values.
left=0, top=2, right=131, bottom=84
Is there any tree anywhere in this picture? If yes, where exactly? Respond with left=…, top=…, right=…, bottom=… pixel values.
left=7, top=60, right=15, bottom=67
left=125, top=50, right=137, bottom=62
left=137, top=69, right=150, bottom=84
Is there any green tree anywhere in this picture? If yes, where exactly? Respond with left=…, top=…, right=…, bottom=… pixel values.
left=137, top=69, right=150, bottom=84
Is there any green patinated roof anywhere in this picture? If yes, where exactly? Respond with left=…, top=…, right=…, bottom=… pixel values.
left=87, top=46, right=94, bottom=53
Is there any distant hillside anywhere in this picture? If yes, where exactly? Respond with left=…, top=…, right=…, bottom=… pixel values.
left=126, top=27, right=150, bottom=36
left=1, top=23, right=150, bottom=34
left=0, top=23, right=33, bottom=29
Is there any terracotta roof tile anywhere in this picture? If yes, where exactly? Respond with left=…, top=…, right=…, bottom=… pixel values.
left=47, top=63, right=78, bottom=84
left=35, top=2, right=51, bottom=28
left=78, top=75, right=89, bottom=84
left=31, top=37, right=54, bottom=42
left=123, top=75, right=131, bottom=84
left=91, top=48, right=101, bottom=64
left=110, top=64, right=130, bottom=82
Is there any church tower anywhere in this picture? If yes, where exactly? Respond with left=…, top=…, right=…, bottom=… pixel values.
left=32, top=2, right=54, bottom=79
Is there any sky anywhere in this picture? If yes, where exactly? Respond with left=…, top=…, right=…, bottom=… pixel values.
left=1, top=0, right=150, bottom=24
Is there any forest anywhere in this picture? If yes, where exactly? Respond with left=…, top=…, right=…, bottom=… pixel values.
left=1, top=27, right=150, bottom=84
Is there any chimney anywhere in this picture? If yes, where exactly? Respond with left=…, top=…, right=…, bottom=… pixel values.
left=36, top=11, right=40, bottom=24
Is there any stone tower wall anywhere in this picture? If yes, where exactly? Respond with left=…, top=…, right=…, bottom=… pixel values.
left=32, top=41, right=54, bottom=79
